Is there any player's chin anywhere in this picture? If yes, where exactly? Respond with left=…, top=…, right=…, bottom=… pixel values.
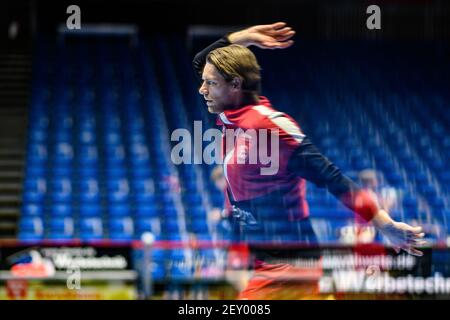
left=207, top=106, right=220, bottom=114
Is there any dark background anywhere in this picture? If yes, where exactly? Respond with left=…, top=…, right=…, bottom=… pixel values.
left=2, top=0, right=450, bottom=45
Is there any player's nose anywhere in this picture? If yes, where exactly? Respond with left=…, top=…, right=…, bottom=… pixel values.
left=199, top=82, right=207, bottom=95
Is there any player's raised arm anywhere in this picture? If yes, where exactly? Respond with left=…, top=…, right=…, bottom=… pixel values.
left=227, top=22, right=295, bottom=49
left=288, top=136, right=426, bottom=256
left=192, top=22, right=295, bottom=80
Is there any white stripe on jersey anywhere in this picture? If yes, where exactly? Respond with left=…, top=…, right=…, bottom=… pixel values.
left=223, top=146, right=237, bottom=201
left=219, top=112, right=233, bottom=125
left=252, top=105, right=305, bottom=144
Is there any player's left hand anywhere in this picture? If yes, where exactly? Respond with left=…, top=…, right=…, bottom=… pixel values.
left=379, top=221, right=426, bottom=256
left=372, top=210, right=427, bottom=256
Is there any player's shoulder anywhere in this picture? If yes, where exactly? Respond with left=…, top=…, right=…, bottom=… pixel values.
left=238, top=104, right=291, bottom=129
left=251, top=104, right=301, bottom=130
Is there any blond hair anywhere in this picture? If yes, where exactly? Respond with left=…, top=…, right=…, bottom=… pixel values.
left=206, top=44, right=261, bottom=94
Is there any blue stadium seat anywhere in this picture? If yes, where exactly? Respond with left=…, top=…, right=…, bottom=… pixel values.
left=109, top=217, right=134, bottom=241
left=135, top=204, right=159, bottom=218
left=109, top=204, right=131, bottom=217
left=190, top=219, right=209, bottom=234
left=21, top=204, right=44, bottom=217
left=162, top=219, right=181, bottom=234
left=18, top=217, right=44, bottom=240
left=50, top=203, right=72, bottom=217
left=135, top=217, right=161, bottom=238
left=48, top=217, right=74, bottom=240
left=79, top=204, right=102, bottom=218
left=80, top=217, right=104, bottom=240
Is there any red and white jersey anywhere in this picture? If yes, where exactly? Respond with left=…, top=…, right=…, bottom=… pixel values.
left=217, top=96, right=310, bottom=220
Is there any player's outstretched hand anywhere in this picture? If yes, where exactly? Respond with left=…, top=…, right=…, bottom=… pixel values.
left=228, top=22, right=295, bottom=49
left=372, top=210, right=427, bottom=256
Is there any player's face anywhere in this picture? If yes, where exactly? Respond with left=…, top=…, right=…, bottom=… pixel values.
left=199, top=62, right=237, bottom=114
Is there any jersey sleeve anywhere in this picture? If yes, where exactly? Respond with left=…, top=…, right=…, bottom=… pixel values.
left=287, top=136, right=379, bottom=221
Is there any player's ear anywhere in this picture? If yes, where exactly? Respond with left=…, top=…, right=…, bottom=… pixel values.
left=231, top=77, right=242, bottom=90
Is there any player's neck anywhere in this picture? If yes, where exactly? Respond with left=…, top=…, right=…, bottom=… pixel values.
left=239, top=93, right=259, bottom=108
left=224, top=93, right=259, bottom=112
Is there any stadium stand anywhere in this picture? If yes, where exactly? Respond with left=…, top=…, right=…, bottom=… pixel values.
left=19, top=36, right=450, bottom=256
